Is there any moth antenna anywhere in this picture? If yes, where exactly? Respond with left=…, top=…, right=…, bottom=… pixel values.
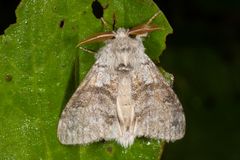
left=129, top=24, right=160, bottom=36
left=76, top=31, right=115, bottom=47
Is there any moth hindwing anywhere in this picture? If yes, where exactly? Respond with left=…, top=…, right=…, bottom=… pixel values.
left=57, top=11, right=185, bottom=148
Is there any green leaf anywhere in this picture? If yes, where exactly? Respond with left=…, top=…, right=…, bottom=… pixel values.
left=0, top=0, right=172, bottom=159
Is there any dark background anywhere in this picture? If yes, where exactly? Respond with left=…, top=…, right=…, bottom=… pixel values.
left=154, top=0, right=240, bottom=160
left=1, top=0, right=240, bottom=160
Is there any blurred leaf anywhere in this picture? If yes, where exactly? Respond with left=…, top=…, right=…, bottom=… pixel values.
left=0, top=0, right=172, bottom=159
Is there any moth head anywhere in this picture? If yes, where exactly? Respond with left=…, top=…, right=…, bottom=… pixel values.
left=113, top=28, right=129, bottom=38
left=76, top=11, right=161, bottom=47
left=110, top=29, right=145, bottom=72
left=76, top=28, right=129, bottom=47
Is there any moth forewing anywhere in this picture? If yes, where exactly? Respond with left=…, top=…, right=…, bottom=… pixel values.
left=58, top=11, right=185, bottom=148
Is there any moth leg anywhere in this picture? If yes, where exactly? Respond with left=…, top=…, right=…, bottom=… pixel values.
left=103, top=3, right=109, bottom=9
left=117, top=120, right=123, bottom=136
left=101, top=12, right=117, bottom=31
left=146, top=11, right=161, bottom=25
left=112, top=13, right=116, bottom=30
left=78, top=46, right=96, bottom=55
left=129, top=11, right=161, bottom=36
left=133, top=117, right=138, bottom=134
left=100, top=17, right=111, bottom=30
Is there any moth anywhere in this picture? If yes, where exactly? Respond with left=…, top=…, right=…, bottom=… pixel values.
left=57, top=11, right=185, bottom=148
